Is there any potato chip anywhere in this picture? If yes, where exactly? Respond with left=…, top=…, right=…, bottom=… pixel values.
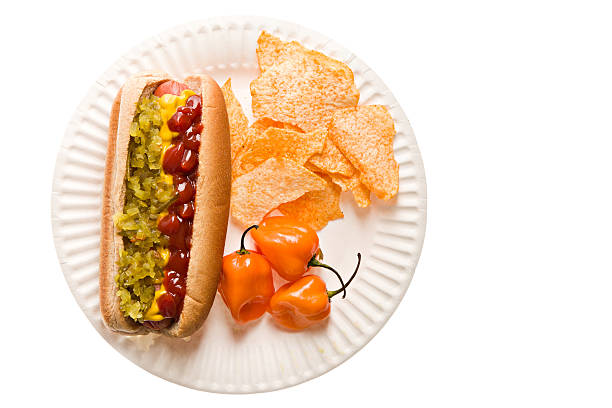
left=227, top=33, right=392, bottom=228
left=329, top=106, right=398, bottom=200
left=221, top=79, right=249, bottom=161
left=250, top=50, right=359, bottom=132
left=233, top=119, right=304, bottom=176
left=231, top=157, right=327, bottom=226
left=306, top=150, right=371, bottom=208
left=256, top=31, right=286, bottom=72
left=278, top=173, right=344, bottom=230
left=327, top=172, right=371, bottom=208
left=249, top=118, right=303, bottom=134
left=257, top=31, right=354, bottom=78
left=233, top=127, right=326, bottom=178
left=305, top=162, right=371, bottom=208
left=307, top=137, right=356, bottom=177
left=349, top=182, right=371, bottom=208
left=304, top=161, right=326, bottom=175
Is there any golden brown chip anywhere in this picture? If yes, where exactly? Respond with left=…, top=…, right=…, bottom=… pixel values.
left=250, top=50, right=359, bottom=132
left=256, top=31, right=286, bottom=72
left=307, top=137, right=356, bottom=177
left=327, top=172, right=371, bottom=208
left=249, top=118, right=303, bottom=134
left=256, top=31, right=354, bottom=78
left=329, top=106, right=398, bottom=200
left=306, top=151, right=371, bottom=208
left=326, top=172, right=355, bottom=192
left=233, top=127, right=326, bottom=178
left=233, top=119, right=304, bottom=175
left=278, top=173, right=344, bottom=230
left=305, top=163, right=371, bottom=208
left=230, top=157, right=327, bottom=226
left=221, top=78, right=249, bottom=161
left=349, top=182, right=371, bottom=208
left=304, top=161, right=325, bottom=174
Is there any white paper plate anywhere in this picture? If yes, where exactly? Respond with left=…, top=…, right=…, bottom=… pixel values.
left=51, top=16, right=427, bottom=393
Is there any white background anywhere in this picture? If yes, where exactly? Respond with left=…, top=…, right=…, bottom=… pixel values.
left=2, top=0, right=611, bottom=406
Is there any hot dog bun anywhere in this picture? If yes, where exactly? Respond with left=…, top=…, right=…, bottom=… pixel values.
left=99, top=72, right=231, bottom=337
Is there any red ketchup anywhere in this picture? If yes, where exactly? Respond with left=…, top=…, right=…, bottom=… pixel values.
left=147, top=91, right=203, bottom=327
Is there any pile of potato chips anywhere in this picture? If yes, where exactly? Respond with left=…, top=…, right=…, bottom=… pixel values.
left=222, top=31, right=399, bottom=230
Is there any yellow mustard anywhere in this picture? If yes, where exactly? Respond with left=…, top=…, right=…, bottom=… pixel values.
left=143, top=89, right=195, bottom=322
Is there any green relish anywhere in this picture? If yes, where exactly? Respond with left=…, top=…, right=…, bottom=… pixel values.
left=113, top=95, right=175, bottom=322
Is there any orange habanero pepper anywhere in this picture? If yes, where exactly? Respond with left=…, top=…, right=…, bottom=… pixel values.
left=219, top=225, right=275, bottom=324
left=268, top=254, right=361, bottom=330
left=250, top=215, right=348, bottom=283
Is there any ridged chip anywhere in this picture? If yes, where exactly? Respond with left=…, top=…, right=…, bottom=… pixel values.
left=329, top=106, right=398, bottom=200
left=306, top=146, right=372, bottom=208
left=221, top=79, right=249, bottom=161
left=233, top=127, right=326, bottom=178
left=348, top=181, right=371, bottom=208
left=226, top=32, right=397, bottom=226
left=278, top=173, right=344, bottom=230
left=257, top=31, right=354, bottom=77
left=249, top=118, right=303, bottom=134
left=307, top=137, right=356, bottom=177
left=325, top=171, right=371, bottom=208
left=230, top=157, right=327, bottom=226
left=232, top=119, right=304, bottom=177
left=256, top=31, right=286, bottom=72
left=251, top=35, right=360, bottom=132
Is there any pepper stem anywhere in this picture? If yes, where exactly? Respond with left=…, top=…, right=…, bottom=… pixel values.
left=326, top=253, right=362, bottom=300
left=308, top=256, right=347, bottom=299
left=237, top=225, right=258, bottom=255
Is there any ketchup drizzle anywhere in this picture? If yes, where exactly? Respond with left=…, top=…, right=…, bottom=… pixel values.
left=151, top=94, right=202, bottom=323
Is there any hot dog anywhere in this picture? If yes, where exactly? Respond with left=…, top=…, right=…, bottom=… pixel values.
left=99, top=72, right=231, bottom=337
